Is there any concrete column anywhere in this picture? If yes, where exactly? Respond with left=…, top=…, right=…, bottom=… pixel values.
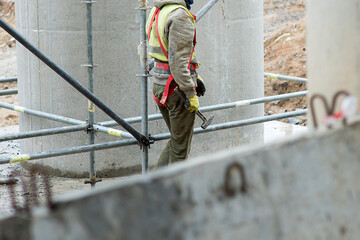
left=191, top=0, right=264, bottom=154
left=307, top=0, right=360, bottom=126
left=16, top=0, right=147, bottom=177
left=15, top=0, right=263, bottom=177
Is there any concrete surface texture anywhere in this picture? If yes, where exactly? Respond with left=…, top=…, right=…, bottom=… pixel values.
left=307, top=0, right=360, bottom=125
left=1, top=120, right=359, bottom=240
left=15, top=0, right=264, bottom=177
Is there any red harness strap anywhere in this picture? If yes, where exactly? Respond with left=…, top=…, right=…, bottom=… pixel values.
left=155, top=62, right=198, bottom=71
left=156, top=10, right=169, bottom=60
left=148, top=8, right=159, bottom=43
left=153, top=80, right=177, bottom=107
left=149, top=7, right=197, bottom=107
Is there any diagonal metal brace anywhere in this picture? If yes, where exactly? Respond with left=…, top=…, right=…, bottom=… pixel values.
left=0, top=17, right=150, bottom=147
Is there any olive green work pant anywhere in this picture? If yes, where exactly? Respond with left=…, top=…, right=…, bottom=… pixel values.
left=153, top=83, right=195, bottom=167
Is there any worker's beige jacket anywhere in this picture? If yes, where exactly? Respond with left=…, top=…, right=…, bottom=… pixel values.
left=151, top=0, right=200, bottom=99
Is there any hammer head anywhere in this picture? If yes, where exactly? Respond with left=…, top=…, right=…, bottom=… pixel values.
left=201, top=115, right=214, bottom=129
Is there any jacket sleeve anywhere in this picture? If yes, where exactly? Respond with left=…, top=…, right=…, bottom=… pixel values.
left=165, top=8, right=196, bottom=99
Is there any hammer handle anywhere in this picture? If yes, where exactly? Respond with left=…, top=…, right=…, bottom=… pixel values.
left=196, top=110, right=207, bottom=121
left=174, top=87, right=205, bottom=116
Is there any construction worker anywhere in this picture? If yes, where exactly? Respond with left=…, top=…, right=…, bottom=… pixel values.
left=146, top=0, right=206, bottom=167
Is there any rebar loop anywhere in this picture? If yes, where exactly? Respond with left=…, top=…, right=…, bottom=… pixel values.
left=330, top=91, right=350, bottom=116
left=37, top=168, right=54, bottom=209
left=29, top=166, right=40, bottom=206
left=224, top=162, right=247, bottom=197
left=8, top=171, right=20, bottom=212
left=19, top=174, right=31, bottom=212
left=7, top=166, right=54, bottom=213
left=310, top=90, right=350, bottom=129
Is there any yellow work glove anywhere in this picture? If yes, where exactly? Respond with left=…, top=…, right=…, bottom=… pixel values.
left=186, top=95, right=199, bottom=113
left=196, top=75, right=206, bottom=97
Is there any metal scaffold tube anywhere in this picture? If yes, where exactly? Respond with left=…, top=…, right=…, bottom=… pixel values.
left=0, top=109, right=307, bottom=165
left=0, top=125, right=87, bottom=142
left=83, top=0, right=96, bottom=186
left=98, top=91, right=308, bottom=127
left=154, top=109, right=308, bottom=140
left=0, top=17, right=149, bottom=147
left=196, top=0, right=219, bottom=21
left=0, top=138, right=139, bottom=165
left=264, top=72, right=307, bottom=83
left=0, top=89, right=17, bottom=96
left=0, top=102, right=135, bottom=139
left=137, top=0, right=150, bottom=173
left=200, top=91, right=308, bottom=112
left=0, top=77, right=17, bottom=83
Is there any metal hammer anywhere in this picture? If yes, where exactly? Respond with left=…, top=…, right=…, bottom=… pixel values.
left=174, top=87, right=214, bottom=129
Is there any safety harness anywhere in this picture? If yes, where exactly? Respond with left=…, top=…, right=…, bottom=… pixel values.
left=148, top=6, right=197, bottom=107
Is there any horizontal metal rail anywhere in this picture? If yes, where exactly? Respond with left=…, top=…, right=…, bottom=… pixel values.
left=0, top=77, right=17, bottom=83
left=0, top=71, right=307, bottom=88
left=99, top=91, right=308, bottom=127
left=155, top=109, right=308, bottom=140
left=0, top=89, right=17, bottom=96
left=200, top=90, right=308, bottom=112
left=0, top=17, right=149, bottom=147
left=0, top=91, right=307, bottom=142
left=0, top=109, right=307, bottom=165
left=264, top=72, right=307, bottom=83
left=0, top=102, right=134, bottom=139
left=0, top=124, right=87, bottom=142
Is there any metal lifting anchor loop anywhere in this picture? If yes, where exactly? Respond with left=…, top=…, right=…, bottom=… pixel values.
left=7, top=166, right=55, bottom=213
left=29, top=166, right=54, bottom=209
left=224, top=162, right=247, bottom=197
left=330, top=90, right=351, bottom=117
left=8, top=171, right=31, bottom=213
left=310, top=90, right=350, bottom=129
left=310, top=94, right=331, bottom=129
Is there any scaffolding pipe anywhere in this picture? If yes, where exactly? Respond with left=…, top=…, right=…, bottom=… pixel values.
left=83, top=0, right=96, bottom=185
left=0, top=90, right=307, bottom=142
left=1, top=88, right=305, bottom=141
left=0, top=72, right=308, bottom=86
left=200, top=91, right=308, bottom=112
left=0, top=89, right=17, bottom=96
left=0, top=17, right=149, bottom=147
left=196, top=0, right=219, bottom=21
left=0, top=77, right=17, bottom=83
left=155, top=109, right=308, bottom=140
left=264, top=72, right=307, bottom=83
left=138, top=2, right=149, bottom=173
left=0, top=102, right=135, bottom=139
left=0, top=124, right=87, bottom=142
left=0, top=109, right=307, bottom=165
left=98, top=91, right=308, bottom=127
left=0, top=138, right=138, bottom=165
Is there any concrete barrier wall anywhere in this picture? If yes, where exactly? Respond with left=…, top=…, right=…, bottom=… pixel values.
left=1, top=121, right=360, bottom=239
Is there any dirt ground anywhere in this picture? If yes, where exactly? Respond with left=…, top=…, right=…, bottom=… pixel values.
left=264, top=0, right=307, bottom=125
left=0, top=5, right=17, bottom=128
left=0, top=0, right=307, bottom=217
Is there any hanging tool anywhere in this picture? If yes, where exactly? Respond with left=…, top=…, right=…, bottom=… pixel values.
left=174, top=86, right=214, bottom=129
